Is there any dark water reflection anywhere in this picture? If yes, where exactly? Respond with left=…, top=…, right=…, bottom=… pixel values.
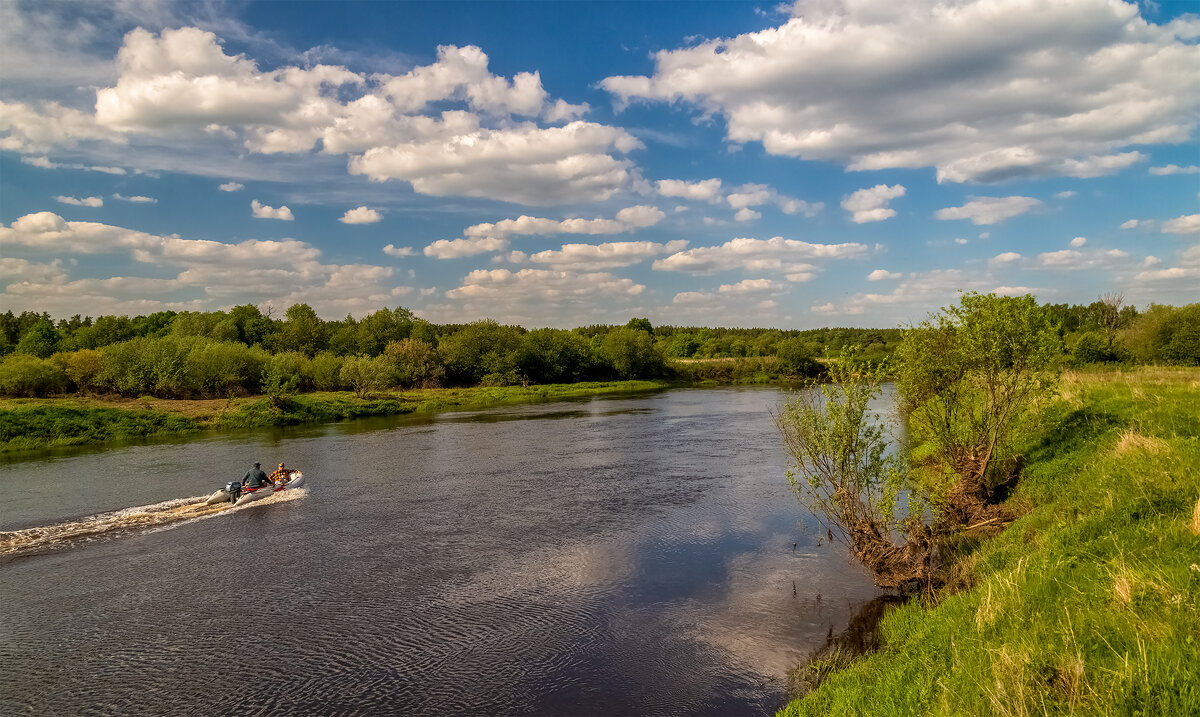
left=0, top=388, right=886, bottom=715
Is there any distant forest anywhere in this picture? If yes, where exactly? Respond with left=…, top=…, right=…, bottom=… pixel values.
left=0, top=297, right=1196, bottom=398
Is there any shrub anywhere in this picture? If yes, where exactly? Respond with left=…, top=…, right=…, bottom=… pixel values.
left=0, top=353, right=69, bottom=397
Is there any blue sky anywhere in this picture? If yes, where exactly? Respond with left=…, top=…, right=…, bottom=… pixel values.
left=1, top=0, right=1198, bottom=328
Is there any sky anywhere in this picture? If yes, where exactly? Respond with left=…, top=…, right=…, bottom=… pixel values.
left=1, top=0, right=1198, bottom=329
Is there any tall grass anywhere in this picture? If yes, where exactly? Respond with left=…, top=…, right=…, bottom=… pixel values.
left=781, top=367, right=1200, bottom=716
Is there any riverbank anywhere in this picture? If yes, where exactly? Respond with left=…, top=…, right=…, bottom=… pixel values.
left=780, top=367, right=1200, bottom=715
left=0, top=380, right=669, bottom=454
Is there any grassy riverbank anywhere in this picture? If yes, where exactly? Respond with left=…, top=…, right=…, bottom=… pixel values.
left=781, top=367, right=1200, bottom=715
left=0, top=380, right=668, bottom=453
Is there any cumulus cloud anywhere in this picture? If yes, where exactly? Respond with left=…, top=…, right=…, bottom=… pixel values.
left=0, top=212, right=410, bottom=316
left=33, top=27, right=635, bottom=206
left=453, top=206, right=666, bottom=249
left=734, top=208, right=761, bottom=222
left=1162, top=213, right=1200, bottom=235
left=424, top=236, right=510, bottom=259
left=653, top=235, right=866, bottom=281
left=1149, top=164, right=1200, bottom=175
left=842, top=184, right=906, bottom=223
left=867, top=269, right=901, bottom=280
left=340, top=206, right=382, bottom=224
left=1136, top=245, right=1200, bottom=282
left=1035, top=248, right=1130, bottom=269
left=112, top=193, right=156, bottom=203
left=383, top=244, right=415, bottom=257
left=431, top=268, right=645, bottom=327
left=219, top=182, right=244, bottom=191
left=55, top=195, right=103, bottom=207
left=989, top=252, right=1023, bottom=266
left=1070, top=236, right=1087, bottom=247
left=251, top=199, right=294, bottom=220
left=656, top=178, right=724, bottom=202
left=935, top=196, right=1042, bottom=225
left=1055, top=191, right=1077, bottom=199
left=527, top=239, right=688, bottom=270
left=1121, top=219, right=1143, bottom=229
left=602, top=0, right=1200, bottom=183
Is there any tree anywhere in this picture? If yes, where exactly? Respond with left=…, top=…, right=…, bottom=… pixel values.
left=15, top=320, right=61, bottom=358
left=275, top=303, right=326, bottom=357
left=339, top=355, right=392, bottom=398
left=63, top=349, right=104, bottom=393
left=776, top=353, right=933, bottom=590
left=384, top=338, right=443, bottom=388
left=774, top=337, right=822, bottom=377
left=1096, top=292, right=1126, bottom=349
left=896, top=292, right=1062, bottom=526
left=601, top=327, right=663, bottom=379
left=0, top=354, right=69, bottom=396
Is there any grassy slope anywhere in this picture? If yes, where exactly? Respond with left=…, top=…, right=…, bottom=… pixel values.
left=782, top=368, right=1200, bottom=716
left=0, top=380, right=668, bottom=453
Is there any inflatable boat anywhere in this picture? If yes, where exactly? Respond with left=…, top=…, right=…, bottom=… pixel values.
left=204, top=470, right=305, bottom=506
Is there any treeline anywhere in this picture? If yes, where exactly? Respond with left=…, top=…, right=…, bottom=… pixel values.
left=0, top=297, right=1195, bottom=399
left=1043, top=298, right=1200, bottom=366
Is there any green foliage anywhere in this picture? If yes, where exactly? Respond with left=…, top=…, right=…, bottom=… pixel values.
left=61, top=349, right=104, bottom=393
left=0, top=405, right=202, bottom=451
left=308, top=351, right=345, bottom=391
left=0, top=354, right=69, bottom=397
left=774, top=338, right=822, bottom=377
left=601, top=327, right=663, bottom=379
left=897, top=292, right=1062, bottom=503
left=339, top=354, right=392, bottom=398
left=513, top=328, right=597, bottom=384
left=780, top=368, right=1200, bottom=717
left=384, top=338, right=443, bottom=388
left=261, top=360, right=301, bottom=409
left=275, top=303, right=327, bottom=356
left=15, top=320, right=62, bottom=358
left=438, top=320, right=524, bottom=385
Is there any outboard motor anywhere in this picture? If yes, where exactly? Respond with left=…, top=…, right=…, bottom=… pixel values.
left=225, top=481, right=243, bottom=503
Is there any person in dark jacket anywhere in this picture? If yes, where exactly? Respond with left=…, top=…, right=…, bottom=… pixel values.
left=243, top=462, right=269, bottom=489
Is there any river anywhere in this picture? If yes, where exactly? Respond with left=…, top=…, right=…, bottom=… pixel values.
left=0, top=387, right=885, bottom=715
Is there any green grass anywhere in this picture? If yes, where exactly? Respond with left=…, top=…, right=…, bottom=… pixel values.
left=0, top=380, right=669, bottom=454
left=781, top=367, right=1200, bottom=716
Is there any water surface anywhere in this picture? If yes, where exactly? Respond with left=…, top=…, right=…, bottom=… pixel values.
left=0, top=388, right=883, bottom=715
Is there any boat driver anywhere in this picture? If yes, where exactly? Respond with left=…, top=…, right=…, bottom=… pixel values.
left=242, top=462, right=270, bottom=489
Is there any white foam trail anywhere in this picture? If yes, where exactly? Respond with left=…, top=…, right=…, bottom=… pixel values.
left=0, top=488, right=308, bottom=559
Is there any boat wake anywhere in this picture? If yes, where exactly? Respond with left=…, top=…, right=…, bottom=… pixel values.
left=0, top=488, right=307, bottom=562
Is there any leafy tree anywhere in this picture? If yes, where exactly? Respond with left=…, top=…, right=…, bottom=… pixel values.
left=308, top=352, right=345, bottom=391
left=625, top=317, right=654, bottom=335
left=897, top=292, right=1061, bottom=526
left=774, top=338, right=822, bottom=377
left=275, top=303, right=327, bottom=357
left=228, top=304, right=276, bottom=346
left=62, top=349, right=104, bottom=393
left=438, top=320, right=524, bottom=385
left=355, top=307, right=415, bottom=355
left=0, top=353, right=69, bottom=397
left=15, top=320, right=62, bottom=358
left=261, top=361, right=300, bottom=409
left=1155, top=304, right=1200, bottom=365
left=384, top=338, right=443, bottom=388
left=776, top=352, right=932, bottom=590
left=74, top=315, right=136, bottom=349
left=340, top=354, right=392, bottom=398
left=601, top=327, right=663, bottom=379
left=513, top=328, right=596, bottom=383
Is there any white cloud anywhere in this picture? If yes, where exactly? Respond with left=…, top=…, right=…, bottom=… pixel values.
left=0, top=258, right=67, bottom=283
left=653, top=235, right=866, bottom=278
left=1070, top=236, right=1087, bottom=247
left=1036, top=248, right=1130, bottom=269
left=726, top=183, right=822, bottom=217
left=251, top=199, right=294, bottom=220
left=655, top=178, right=724, bottom=202
left=55, top=195, right=103, bottom=207
left=219, top=182, right=244, bottom=192
left=989, top=252, right=1023, bottom=266
left=21, top=155, right=127, bottom=174
left=614, top=205, right=666, bottom=227
left=383, top=244, right=415, bottom=257
left=0, top=100, right=123, bottom=154
left=842, top=184, right=906, bottom=223
left=1149, top=164, right=1200, bottom=175
left=1162, top=213, right=1200, bottom=235
left=734, top=208, right=761, bottom=222
left=112, top=193, right=156, bottom=203
left=602, top=1, right=1200, bottom=183
left=431, top=268, right=646, bottom=327
left=340, top=206, right=382, bottom=224
left=1121, top=219, right=1142, bottom=229
left=1135, top=245, right=1200, bottom=282
left=935, top=196, right=1041, bottom=225
left=424, top=236, right=510, bottom=259
left=867, top=269, right=901, bottom=281
left=348, top=121, right=641, bottom=205
left=527, top=239, right=688, bottom=270
left=954, top=237, right=968, bottom=245
left=0, top=213, right=410, bottom=317
left=1054, top=191, right=1077, bottom=199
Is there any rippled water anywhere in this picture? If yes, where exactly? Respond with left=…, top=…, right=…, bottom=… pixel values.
left=0, top=388, right=885, bottom=715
